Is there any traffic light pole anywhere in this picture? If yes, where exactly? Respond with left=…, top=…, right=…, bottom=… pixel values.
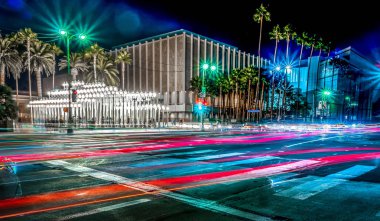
left=200, top=69, right=206, bottom=132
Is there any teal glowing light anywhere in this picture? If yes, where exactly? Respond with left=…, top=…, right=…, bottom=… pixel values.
left=202, top=63, right=209, bottom=70
left=79, top=34, right=86, bottom=40
left=60, top=30, right=67, bottom=35
left=198, top=104, right=203, bottom=110
left=275, top=66, right=281, bottom=71
left=323, top=91, right=331, bottom=96
left=210, top=65, right=217, bottom=71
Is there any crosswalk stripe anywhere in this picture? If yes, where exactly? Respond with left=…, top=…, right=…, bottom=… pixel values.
left=57, top=199, right=151, bottom=221
left=190, top=152, right=244, bottom=161
left=48, top=160, right=273, bottom=221
left=129, top=158, right=188, bottom=168
left=159, top=149, right=217, bottom=157
left=275, top=165, right=376, bottom=200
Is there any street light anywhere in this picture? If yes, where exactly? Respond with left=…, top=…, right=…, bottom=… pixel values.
left=59, top=30, right=87, bottom=134
left=200, top=62, right=217, bottom=131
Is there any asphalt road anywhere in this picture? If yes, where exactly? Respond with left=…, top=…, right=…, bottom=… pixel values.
left=1, top=126, right=380, bottom=221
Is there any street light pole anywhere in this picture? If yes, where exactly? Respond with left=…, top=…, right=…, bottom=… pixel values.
left=200, top=63, right=216, bottom=131
left=60, top=30, right=86, bottom=134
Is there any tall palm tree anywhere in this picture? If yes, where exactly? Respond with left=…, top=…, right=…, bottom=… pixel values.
left=16, top=28, right=37, bottom=100
left=85, top=43, right=104, bottom=82
left=295, top=32, right=309, bottom=116
left=308, top=34, right=317, bottom=58
left=315, top=37, right=324, bottom=57
left=28, top=41, right=54, bottom=97
left=0, top=37, right=22, bottom=86
left=59, top=52, right=88, bottom=81
left=50, top=43, right=62, bottom=89
left=115, top=48, right=132, bottom=90
left=283, top=24, right=297, bottom=62
left=269, top=24, right=283, bottom=63
left=253, top=4, right=270, bottom=119
left=86, top=55, right=119, bottom=86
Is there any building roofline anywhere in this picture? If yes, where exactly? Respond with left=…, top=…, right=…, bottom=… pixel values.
left=112, top=29, right=238, bottom=50
left=335, top=46, right=377, bottom=65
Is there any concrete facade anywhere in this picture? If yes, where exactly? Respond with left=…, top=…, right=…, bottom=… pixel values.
left=112, top=29, right=269, bottom=122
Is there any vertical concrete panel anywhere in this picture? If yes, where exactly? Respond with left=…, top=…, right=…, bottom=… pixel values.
left=222, top=45, right=225, bottom=73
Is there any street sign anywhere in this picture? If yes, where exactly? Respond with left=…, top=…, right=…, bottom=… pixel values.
left=247, top=109, right=260, bottom=113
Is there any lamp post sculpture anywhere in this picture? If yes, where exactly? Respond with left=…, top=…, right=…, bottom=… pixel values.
left=59, top=30, right=86, bottom=134
left=200, top=63, right=217, bottom=131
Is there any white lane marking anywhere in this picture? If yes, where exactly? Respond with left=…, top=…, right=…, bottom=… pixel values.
left=190, top=152, right=244, bottom=161
left=276, top=165, right=376, bottom=200
left=47, top=160, right=273, bottom=221
left=284, top=136, right=341, bottom=148
left=210, top=160, right=321, bottom=184
left=58, top=199, right=150, bottom=221
left=159, top=149, right=217, bottom=157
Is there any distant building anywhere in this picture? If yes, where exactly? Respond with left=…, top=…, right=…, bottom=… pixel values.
left=288, top=47, right=376, bottom=122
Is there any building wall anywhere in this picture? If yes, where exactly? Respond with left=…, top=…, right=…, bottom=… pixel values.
left=112, top=29, right=269, bottom=120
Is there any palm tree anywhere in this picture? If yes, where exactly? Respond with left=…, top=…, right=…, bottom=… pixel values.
left=16, top=28, right=37, bottom=100
left=50, top=43, right=62, bottom=89
left=315, top=37, right=324, bottom=57
left=283, top=24, right=297, bottom=62
left=253, top=4, right=270, bottom=119
left=59, top=53, right=88, bottom=81
left=0, top=37, right=22, bottom=86
left=295, top=32, right=309, bottom=116
left=115, top=48, right=132, bottom=90
left=86, top=55, right=119, bottom=86
left=308, top=34, right=317, bottom=58
left=269, top=24, right=283, bottom=63
left=85, top=43, right=104, bottom=82
left=28, top=41, right=54, bottom=97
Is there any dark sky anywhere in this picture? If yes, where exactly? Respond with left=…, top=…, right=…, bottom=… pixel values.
left=1, top=0, right=380, bottom=62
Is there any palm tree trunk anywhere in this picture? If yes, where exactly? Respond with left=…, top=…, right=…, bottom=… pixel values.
left=93, top=55, right=97, bottom=82
left=246, top=79, right=251, bottom=121
left=273, top=38, right=278, bottom=63
left=286, top=36, right=290, bottom=61
left=0, top=65, right=5, bottom=85
left=36, top=68, right=42, bottom=97
left=122, top=62, right=125, bottom=90
left=27, top=38, right=31, bottom=98
left=16, top=77, right=19, bottom=106
left=52, top=55, right=55, bottom=89
left=271, top=75, right=275, bottom=121
left=260, top=81, right=265, bottom=120
left=309, top=45, right=314, bottom=57
left=219, top=86, right=222, bottom=120
left=296, top=44, right=304, bottom=117
left=255, top=17, right=263, bottom=115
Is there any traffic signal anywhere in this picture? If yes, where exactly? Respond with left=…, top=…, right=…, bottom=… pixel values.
left=72, top=89, right=78, bottom=102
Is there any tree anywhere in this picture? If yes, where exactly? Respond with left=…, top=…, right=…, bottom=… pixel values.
left=283, top=24, right=297, bottom=62
left=59, top=52, right=88, bottom=81
left=269, top=24, right=283, bottom=63
left=115, top=48, right=132, bottom=90
left=315, top=37, right=324, bottom=57
left=253, top=3, right=270, bottom=119
left=295, top=32, right=309, bottom=116
left=50, top=43, right=62, bottom=89
left=85, top=55, right=119, bottom=86
left=0, top=37, right=21, bottom=86
left=28, top=41, right=54, bottom=97
left=0, top=85, right=17, bottom=121
left=85, top=43, right=104, bottom=82
left=15, top=28, right=37, bottom=100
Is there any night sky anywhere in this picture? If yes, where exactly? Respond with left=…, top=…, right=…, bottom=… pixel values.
left=1, top=0, right=380, bottom=62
